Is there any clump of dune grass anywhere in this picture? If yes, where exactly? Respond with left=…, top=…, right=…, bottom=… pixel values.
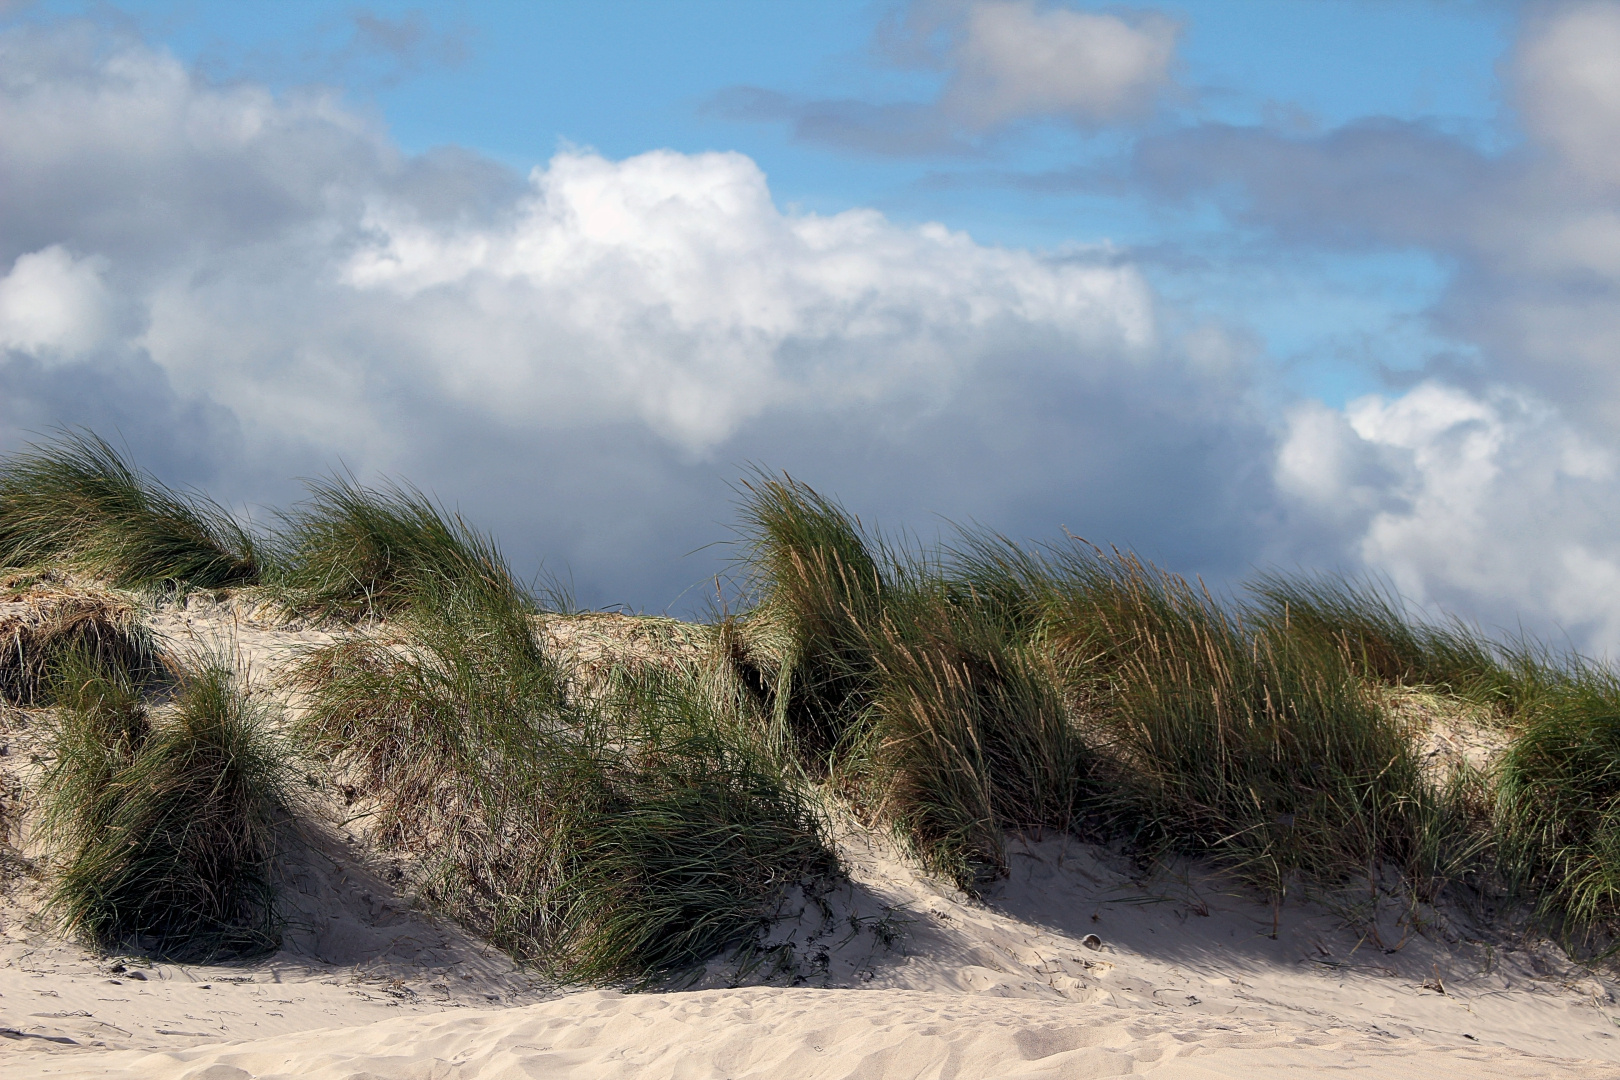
left=1490, top=653, right=1620, bottom=942
left=1248, top=572, right=1511, bottom=701
left=41, top=653, right=288, bottom=960
left=549, top=671, right=840, bottom=982
left=0, top=580, right=167, bottom=705
left=293, top=573, right=835, bottom=985
left=274, top=474, right=530, bottom=621
left=736, top=478, right=1085, bottom=888
left=845, top=584, right=1084, bottom=887
left=0, top=430, right=260, bottom=591
left=738, top=480, right=1479, bottom=904
left=735, top=474, right=887, bottom=768
left=1021, top=544, right=1469, bottom=905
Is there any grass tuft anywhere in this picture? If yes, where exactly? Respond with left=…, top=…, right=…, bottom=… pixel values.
left=734, top=473, right=887, bottom=768
left=1248, top=572, right=1511, bottom=700
left=1030, top=544, right=1465, bottom=903
left=41, top=654, right=289, bottom=960
left=0, top=580, right=167, bottom=705
left=1491, top=654, right=1620, bottom=941
left=737, top=479, right=1085, bottom=888
left=0, top=430, right=260, bottom=591
left=274, top=473, right=530, bottom=620
left=292, top=575, right=836, bottom=985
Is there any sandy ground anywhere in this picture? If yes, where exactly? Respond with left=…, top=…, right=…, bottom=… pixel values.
left=4, top=594, right=1620, bottom=1078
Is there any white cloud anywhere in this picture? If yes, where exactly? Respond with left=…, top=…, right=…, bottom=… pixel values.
left=0, top=246, right=116, bottom=357
left=709, top=1, right=1180, bottom=154
left=6, top=11, right=1620, bottom=655
left=0, top=24, right=1260, bottom=611
left=1278, top=383, right=1620, bottom=652
left=338, top=148, right=1155, bottom=449
left=944, top=2, right=1178, bottom=129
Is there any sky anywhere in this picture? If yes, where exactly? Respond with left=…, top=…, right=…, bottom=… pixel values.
left=2, top=0, right=1619, bottom=651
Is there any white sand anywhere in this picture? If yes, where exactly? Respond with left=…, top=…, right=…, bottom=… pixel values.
left=15, top=984, right=1613, bottom=1080
left=5, top=595, right=1620, bottom=1078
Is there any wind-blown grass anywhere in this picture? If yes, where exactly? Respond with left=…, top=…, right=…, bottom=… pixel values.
left=737, top=477, right=1085, bottom=888
left=274, top=474, right=530, bottom=620
left=1019, top=544, right=1469, bottom=904
left=847, top=584, right=1083, bottom=887
left=737, top=479, right=1480, bottom=905
left=735, top=473, right=887, bottom=768
left=41, top=654, right=288, bottom=960
left=0, top=431, right=260, bottom=591
left=16, top=432, right=1620, bottom=951
left=292, top=574, right=836, bottom=985
left=1248, top=572, right=1512, bottom=702
left=1490, top=653, right=1620, bottom=942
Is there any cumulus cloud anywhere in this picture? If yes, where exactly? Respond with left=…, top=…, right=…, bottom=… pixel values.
left=1277, top=383, right=1620, bottom=652
left=0, top=246, right=118, bottom=357
left=0, top=22, right=1265, bottom=611
left=339, top=148, right=1154, bottom=449
left=942, top=2, right=1177, bottom=130
left=710, top=1, right=1179, bottom=154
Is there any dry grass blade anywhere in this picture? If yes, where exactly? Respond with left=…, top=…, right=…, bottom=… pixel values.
left=0, top=577, right=167, bottom=705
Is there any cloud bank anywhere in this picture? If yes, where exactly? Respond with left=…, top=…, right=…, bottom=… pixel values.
left=0, top=20, right=1265, bottom=613
left=1159, top=1, right=1620, bottom=654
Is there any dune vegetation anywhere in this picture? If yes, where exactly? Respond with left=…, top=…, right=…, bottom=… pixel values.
left=39, top=650, right=288, bottom=960
left=6, top=429, right=1620, bottom=976
left=0, top=431, right=261, bottom=592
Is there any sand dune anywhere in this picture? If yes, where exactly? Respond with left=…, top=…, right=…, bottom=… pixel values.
left=6, top=593, right=1620, bottom=1078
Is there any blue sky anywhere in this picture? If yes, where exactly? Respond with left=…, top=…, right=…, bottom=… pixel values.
left=3, top=0, right=1620, bottom=650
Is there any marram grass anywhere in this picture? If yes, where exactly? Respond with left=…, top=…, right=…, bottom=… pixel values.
left=1490, top=653, right=1620, bottom=943
left=0, top=580, right=167, bottom=705
left=273, top=473, right=530, bottom=621
left=17, top=430, right=1620, bottom=953
left=0, top=430, right=260, bottom=591
left=41, top=653, right=289, bottom=961
left=737, top=477, right=1481, bottom=906
left=1027, top=544, right=1471, bottom=902
left=735, top=475, right=1085, bottom=888
left=292, top=574, right=837, bottom=985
